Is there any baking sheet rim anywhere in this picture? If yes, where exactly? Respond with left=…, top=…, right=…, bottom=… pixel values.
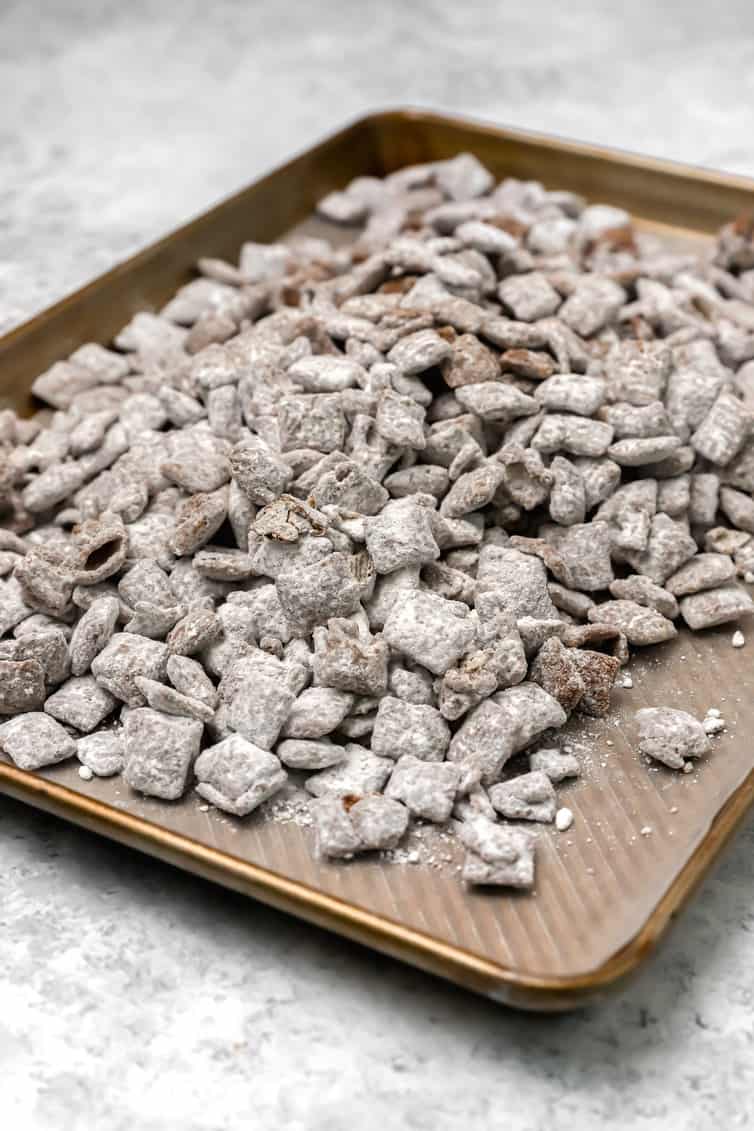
left=3, top=757, right=753, bottom=1008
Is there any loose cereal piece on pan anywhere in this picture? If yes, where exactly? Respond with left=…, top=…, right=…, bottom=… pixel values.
left=436, top=153, right=494, bottom=200
left=559, top=277, right=625, bottom=337
left=636, top=707, right=710, bottom=770
left=656, top=473, right=691, bottom=518
left=388, top=663, right=435, bottom=706
left=31, top=361, right=101, bottom=410
left=459, top=817, right=536, bottom=889
left=574, top=455, right=622, bottom=510
left=0, top=712, right=77, bottom=770
left=71, top=512, right=128, bottom=585
left=374, top=391, right=426, bottom=450
left=722, top=438, right=754, bottom=493
left=446, top=695, right=522, bottom=786
left=515, top=616, right=566, bottom=659
left=195, top=735, right=287, bottom=817
left=278, top=394, right=346, bottom=454
left=315, top=458, right=389, bottom=514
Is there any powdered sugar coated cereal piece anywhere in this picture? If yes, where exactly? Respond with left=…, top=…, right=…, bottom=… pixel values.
left=195, top=734, right=286, bottom=816
left=385, top=754, right=461, bottom=823
left=529, top=747, right=580, bottom=782
left=0, top=712, right=77, bottom=770
left=636, top=706, right=710, bottom=771
left=489, top=771, right=557, bottom=823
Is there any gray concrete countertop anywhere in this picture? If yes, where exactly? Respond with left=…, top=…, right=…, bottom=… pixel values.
left=3, top=2, right=754, bottom=1128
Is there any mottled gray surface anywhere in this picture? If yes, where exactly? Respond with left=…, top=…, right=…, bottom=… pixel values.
left=4, top=2, right=754, bottom=1128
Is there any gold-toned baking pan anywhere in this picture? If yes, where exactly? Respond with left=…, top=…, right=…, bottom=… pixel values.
left=2, top=109, right=754, bottom=1011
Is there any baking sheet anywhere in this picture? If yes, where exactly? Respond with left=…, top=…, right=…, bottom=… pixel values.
left=2, top=109, right=754, bottom=1009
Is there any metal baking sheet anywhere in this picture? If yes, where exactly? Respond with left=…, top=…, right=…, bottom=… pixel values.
left=2, top=109, right=754, bottom=1011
